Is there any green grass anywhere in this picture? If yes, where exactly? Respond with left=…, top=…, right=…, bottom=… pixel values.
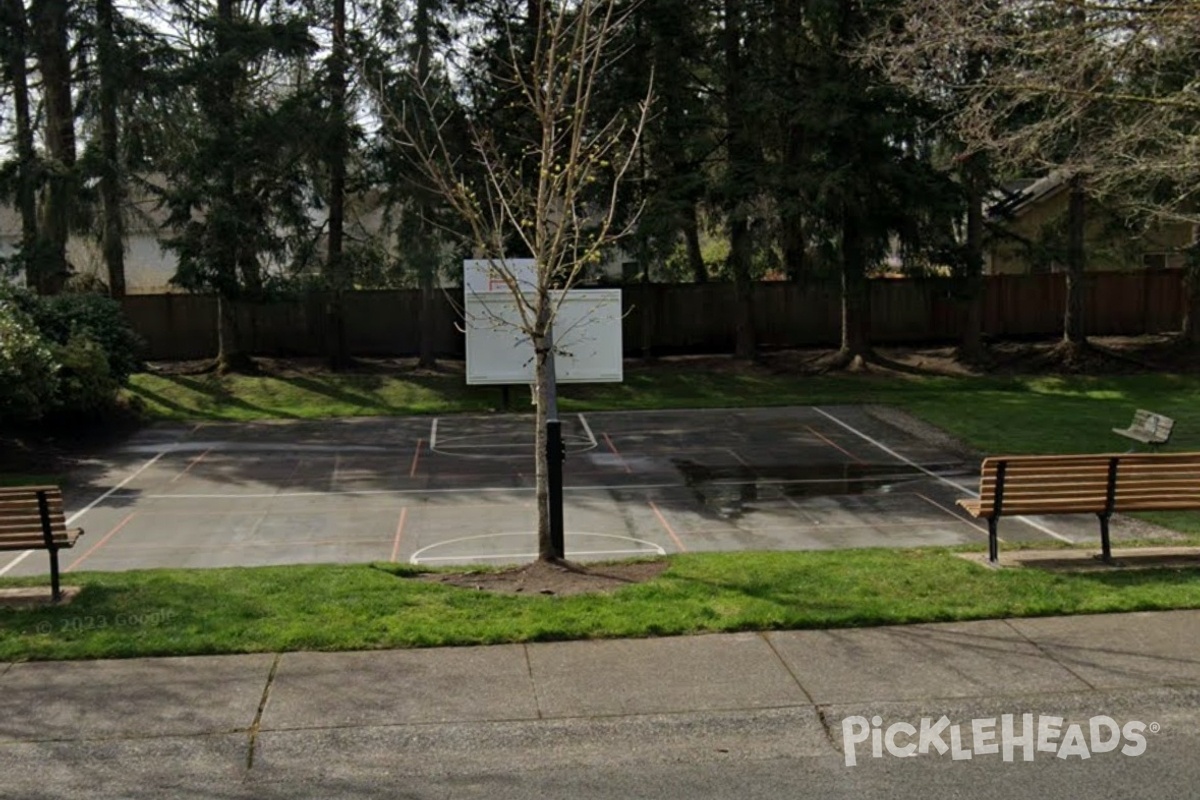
left=3, top=551, right=1200, bottom=662
left=127, top=367, right=1200, bottom=455
left=0, top=474, right=65, bottom=488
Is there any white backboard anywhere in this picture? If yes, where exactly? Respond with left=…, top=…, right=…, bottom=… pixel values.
left=465, top=289, right=623, bottom=385
left=463, top=258, right=538, bottom=298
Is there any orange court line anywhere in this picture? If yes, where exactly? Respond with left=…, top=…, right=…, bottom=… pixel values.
left=66, top=512, right=138, bottom=572
left=805, top=425, right=867, bottom=465
left=391, top=507, right=409, bottom=563
left=648, top=501, right=687, bottom=552
left=602, top=432, right=633, bottom=474
left=409, top=439, right=424, bottom=478
left=170, top=448, right=212, bottom=483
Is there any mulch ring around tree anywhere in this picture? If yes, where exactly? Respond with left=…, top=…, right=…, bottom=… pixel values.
left=413, top=557, right=671, bottom=597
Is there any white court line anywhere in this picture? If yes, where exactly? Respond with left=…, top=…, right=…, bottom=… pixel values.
left=134, top=471, right=976, bottom=501
left=415, top=548, right=664, bottom=564
left=430, top=418, right=439, bottom=450
left=578, top=414, right=598, bottom=447
left=0, top=451, right=169, bottom=576
left=812, top=407, right=1073, bottom=544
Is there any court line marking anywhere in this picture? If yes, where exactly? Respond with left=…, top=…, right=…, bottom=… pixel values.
left=727, top=449, right=752, bottom=468
left=409, top=440, right=424, bottom=478
left=0, top=450, right=168, bottom=577
left=648, top=501, right=687, bottom=552
left=66, top=511, right=138, bottom=572
left=578, top=414, right=598, bottom=447
left=430, top=418, right=439, bottom=450
left=131, top=470, right=977, bottom=501
left=391, top=507, right=409, bottom=562
left=812, top=407, right=1073, bottom=544
left=409, top=532, right=666, bottom=565
left=602, top=432, right=633, bottom=474
left=804, top=425, right=867, bottom=465
left=912, top=491, right=989, bottom=534
left=170, top=448, right=212, bottom=483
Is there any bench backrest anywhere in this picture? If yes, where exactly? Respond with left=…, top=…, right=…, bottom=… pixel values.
left=975, top=453, right=1200, bottom=517
left=0, top=486, right=70, bottom=548
left=1129, top=409, right=1174, bottom=442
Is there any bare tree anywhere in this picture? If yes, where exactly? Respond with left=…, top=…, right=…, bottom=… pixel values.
left=870, top=0, right=1200, bottom=349
left=380, top=0, right=652, bottom=562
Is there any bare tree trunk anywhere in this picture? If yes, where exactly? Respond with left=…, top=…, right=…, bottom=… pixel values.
left=1181, top=257, right=1200, bottom=345
left=1063, top=175, right=1087, bottom=347
left=958, top=156, right=986, bottom=361
left=1, top=0, right=39, bottom=289
left=96, top=0, right=126, bottom=298
left=838, top=206, right=870, bottom=362
left=533, top=298, right=555, bottom=561
left=724, top=0, right=756, bottom=360
left=30, top=0, right=75, bottom=295
left=682, top=204, right=706, bottom=283
left=216, top=295, right=252, bottom=374
left=415, top=0, right=437, bottom=369
left=325, top=0, right=350, bottom=368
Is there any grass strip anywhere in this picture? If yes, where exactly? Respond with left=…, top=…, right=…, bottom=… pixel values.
left=3, top=550, right=1200, bottom=662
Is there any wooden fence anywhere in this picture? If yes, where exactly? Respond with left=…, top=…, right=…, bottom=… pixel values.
left=121, top=269, right=1186, bottom=360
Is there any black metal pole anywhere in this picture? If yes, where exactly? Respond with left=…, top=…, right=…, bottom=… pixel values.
left=547, top=419, right=565, bottom=560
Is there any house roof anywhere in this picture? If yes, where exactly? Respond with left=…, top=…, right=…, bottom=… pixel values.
left=987, top=171, right=1072, bottom=220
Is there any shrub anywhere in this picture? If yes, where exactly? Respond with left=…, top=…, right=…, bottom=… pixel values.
left=48, top=335, right=121, bottom=418
left=0, top=297, right=59, bottom=423
left=27, top=291, right=144, bottom=381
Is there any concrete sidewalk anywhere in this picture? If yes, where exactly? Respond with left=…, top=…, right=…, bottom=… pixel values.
left=2, top=610, right=1199, bottom=798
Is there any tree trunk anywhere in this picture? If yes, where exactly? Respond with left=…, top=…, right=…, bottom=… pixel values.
left=724, top=0, right=756, bottom=359
left=958, top=156, right=986, bottom=361
left=729, top=216, right=756, bottom=359
left=414, top=0, right=438, bottom=369
left=1063, top=176, right=1087, bottom=346
left=325, top=0, right=350, bottom=368
left=96, top=0, right=126, bottom=298
left=640, top=253, right=655, bottom=361
left=1, top=0, right=38, bottom=289
left=1181, top=258, right=1200, bottom=345
left=838, top=206, right=870, bottom=361
left=216, top=295, right=252, bottom=374
left=30, top=0, right=75, bottom=295
left=682, top=204, right=706, bottom=283
left=533, top=298, right=556, bottom=562
left=782, top=215, right=807, bottom=283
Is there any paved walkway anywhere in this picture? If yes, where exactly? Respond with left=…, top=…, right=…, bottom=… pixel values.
left=2, top=610, right=1199, bottom=798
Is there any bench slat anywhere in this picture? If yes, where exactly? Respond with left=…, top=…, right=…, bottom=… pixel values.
left=0, top=497, right=64, bottom=510
left=0, top=486, right=64, bottom=496
left=0, top=529, right=82, bottom=550
left=0, top=517, right=68, bottom=531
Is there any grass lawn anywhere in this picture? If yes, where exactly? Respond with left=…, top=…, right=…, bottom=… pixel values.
left=0, top=474, right=65, bottom=488
left=127, top=366, right=1200, bottom=454
left=3, top=551, right=1200, bottom=662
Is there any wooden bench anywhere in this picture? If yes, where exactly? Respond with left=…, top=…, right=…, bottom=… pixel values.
left=958, top=452, right=1200, bottom=564
left=0, top=486, right=84, bottom=602
left=1113, top=410, right=1174, bottom=450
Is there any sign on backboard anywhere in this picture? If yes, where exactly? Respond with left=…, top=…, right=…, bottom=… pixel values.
left=464, top=289, right=623, bottom=385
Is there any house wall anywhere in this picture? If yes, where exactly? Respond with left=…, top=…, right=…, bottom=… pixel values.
left=986, top=190, right=1193, bottom=274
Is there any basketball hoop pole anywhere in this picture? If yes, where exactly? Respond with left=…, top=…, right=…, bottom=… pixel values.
left=544, top=323, right=566, bottom=560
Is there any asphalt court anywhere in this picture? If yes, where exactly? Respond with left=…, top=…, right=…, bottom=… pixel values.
left=0, top=406, right=1155, bottom=577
